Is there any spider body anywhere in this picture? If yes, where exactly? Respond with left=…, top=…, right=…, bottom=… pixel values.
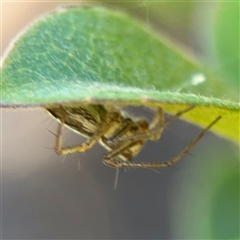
left=47, top=104, right=221, bottom=169
left=47, top=104, right=151, bottom=162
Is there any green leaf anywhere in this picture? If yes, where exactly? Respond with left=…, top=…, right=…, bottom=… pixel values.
left=1, top=6, right=239, bottom=142
left=214, top=2, right=239, bottom=89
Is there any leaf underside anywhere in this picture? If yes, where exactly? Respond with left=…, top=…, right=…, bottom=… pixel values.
left=1, top=6, right=239, bottom=142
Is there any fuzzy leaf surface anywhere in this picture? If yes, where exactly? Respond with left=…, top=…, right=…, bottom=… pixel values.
left=1, top=7, right=239, bottom=142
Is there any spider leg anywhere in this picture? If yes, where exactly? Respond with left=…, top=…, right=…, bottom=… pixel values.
left=103, top=139, right=145, bottom=168
left=100, top=117, right=144, bottom=151
left=109, top=105, right=195, bottom=143
left=55, top=111, right=121, bottom=155
left=148, top=107, right=164, bottom=140
left=149, top=105, right=195, bottom=140
left=55, top=120, right=102, bottom=155
left=164, top=105, right=195, bottom=127
left=106, top=118, right=134, bottom=141
left=103, top=116, right=221, bottom=169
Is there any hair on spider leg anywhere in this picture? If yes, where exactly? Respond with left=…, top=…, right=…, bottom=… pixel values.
left=123, top=163, right=162, bottom=174
left=112, top=166, right=134, bottom=190
left=61, top=154, right=67, bottom=164
left=46, top=128, right=58, bottom=138
left=40, top=115, right=55, bottom=133
left=46, top=125, right=72, bottom=138
left=187, top=152, right=194, bottom=157
left=172, top=164, right=180, bottom=172
left=169, top=150, right=195, bottom=165
left=140, top=166, right=162, bottom=174
left=77, top=154, right=81, bottom=171
left=114, top=168, right=120, bottom=190
left=113, top=163, right=163, bottom=189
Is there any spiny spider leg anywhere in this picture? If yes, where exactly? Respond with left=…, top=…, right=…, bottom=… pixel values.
left=55, top=114, right=115, bottom=155
left=107, top=105, right=194, bottom=144
left=103, top=115, right=221, bottom=168
left=148, top=107, right=164, bottom=140
left=106, top=118, right=135, bottom=142
left=104, top=138, right=144, bottom=163
left=148, top=105, right=195, bottom=141
left=55, top=119, right=101, bottom=155
left=147, top=105, right=194, bottom=141
left=103, top=107, right=164, bottom=147
left=163, top=105, right=195, bottom=128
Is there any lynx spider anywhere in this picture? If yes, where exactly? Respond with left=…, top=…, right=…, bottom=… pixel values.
left=47, top=104, right=221, bottom=169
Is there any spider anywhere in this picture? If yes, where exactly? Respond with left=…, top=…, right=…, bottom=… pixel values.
left=46, top=104, right=221, bottom=169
